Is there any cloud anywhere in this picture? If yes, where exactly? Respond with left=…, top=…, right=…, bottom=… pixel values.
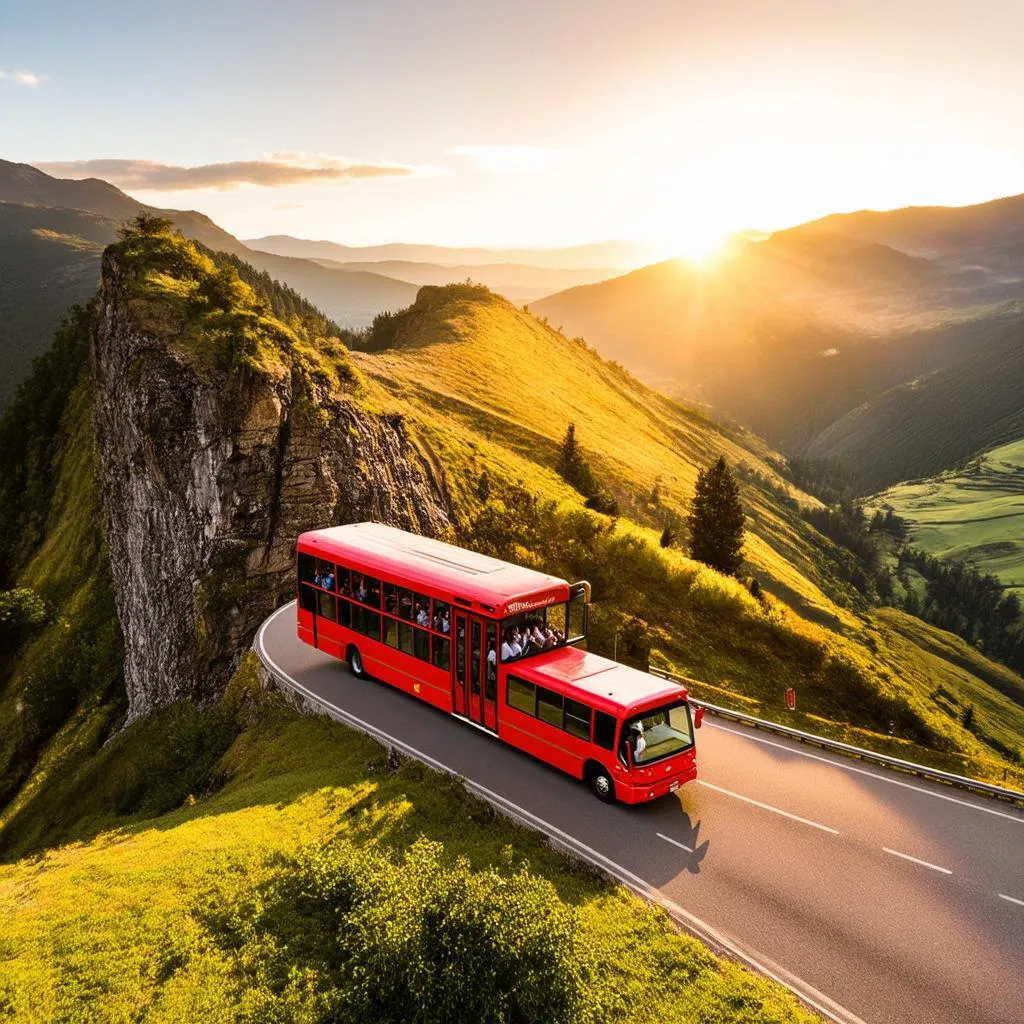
left=448, top=145, right=559, bottom=174
left=33, top=153, right=418, bottom=192
left=0, top=68, right=45, bottom=86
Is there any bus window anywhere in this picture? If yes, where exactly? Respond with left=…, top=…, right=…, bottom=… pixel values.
left=433, top=600, right=450, bottom=634
left=398, top=621, right=414, bottom=655
left=398, top=588, right=414, bottom=620
left=485, top=622, right=497, bottom=700
left=383, top=582, right=400, bottom=616
left=593, top=711, right=616, bottom=751
left=506, top=676, right=536, bottom=716
left=353, top=574, right=381, bottom=607
left=432, top=634, right=450, bottom=670
left=456, top=622, right=466, bottom=686
left=567, top=588, right=587, bottom=642
left=537, top=687, right=563, bottom=728
left=414, top=627, right=430, bottom=662
left=298, top=553, right=317, bottom=583
left=299, top=584, right=318, bottom=613
left=364, top=611, right=381, bottom=643
left=564, top=699, right=591, bottom=741
left=413, top=594, right=430, bottom=629
left=338, top=595, right=351, bottom=628
left=317, top=590, right=337, bottom=622
left=384, top=616, right=399, bottom=649
left=470, top=621, right=481, bottom=695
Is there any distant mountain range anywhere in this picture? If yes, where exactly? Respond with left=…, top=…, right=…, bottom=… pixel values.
left=244, top=235, right=660, bottom=270
left=533, top=195, right=1024, bottom=488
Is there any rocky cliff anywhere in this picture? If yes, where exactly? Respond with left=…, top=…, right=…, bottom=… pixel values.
left=91, top=229, right=451, bottom=721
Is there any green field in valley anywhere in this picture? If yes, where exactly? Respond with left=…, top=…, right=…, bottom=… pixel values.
left=871, top=437, right=1024, bottom=592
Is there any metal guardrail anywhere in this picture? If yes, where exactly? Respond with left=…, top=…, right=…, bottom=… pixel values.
left=650, top=666, right=1024, bottom=807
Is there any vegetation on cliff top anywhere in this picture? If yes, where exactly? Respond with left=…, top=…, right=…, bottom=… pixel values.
left=113, top=215, right=362, bottom=399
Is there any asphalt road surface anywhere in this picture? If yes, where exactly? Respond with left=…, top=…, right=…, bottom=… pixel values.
left=258, top=603, right=1024, bottom=1024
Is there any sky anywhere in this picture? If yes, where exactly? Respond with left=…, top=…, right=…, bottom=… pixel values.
left=2, top=0, right=1024, bottom=253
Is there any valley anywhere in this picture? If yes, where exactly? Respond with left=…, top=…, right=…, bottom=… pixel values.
left=871, top=438, right=1024, bottom=593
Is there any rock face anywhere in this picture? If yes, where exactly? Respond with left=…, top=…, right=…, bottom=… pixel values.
left=92, top=249, right=451, bottom=722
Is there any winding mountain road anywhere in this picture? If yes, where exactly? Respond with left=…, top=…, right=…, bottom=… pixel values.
left=257, top=602, right=1024, bottom=1024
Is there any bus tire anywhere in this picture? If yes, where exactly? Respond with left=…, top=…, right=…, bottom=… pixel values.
left=347, top=645, right=368, bottom=679
left=586, top=762, right=615, bottom=803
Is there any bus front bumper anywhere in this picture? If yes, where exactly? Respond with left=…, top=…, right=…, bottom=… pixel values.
left=616, top=762, right=698, bottom=804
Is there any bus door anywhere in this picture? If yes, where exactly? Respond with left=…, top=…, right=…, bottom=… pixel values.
left=453, top=614, right=498, bottom=733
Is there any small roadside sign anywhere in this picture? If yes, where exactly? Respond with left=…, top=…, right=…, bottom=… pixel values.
left=785, top=688, right=796, bottom=711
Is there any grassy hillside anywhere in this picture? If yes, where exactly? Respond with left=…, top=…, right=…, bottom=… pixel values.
left=870, top=438, right=1024, bottom=592
left=354, top=284, right=1024, bottom=786
left=807, top=309, right=1024, bottom=490
left=0, top=657, right=816, bottom=1024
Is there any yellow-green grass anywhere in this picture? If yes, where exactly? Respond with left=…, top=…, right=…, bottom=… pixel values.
left=0, top=658, right=817, bottom=1024
left=871, top=437, right=1024, bottom=592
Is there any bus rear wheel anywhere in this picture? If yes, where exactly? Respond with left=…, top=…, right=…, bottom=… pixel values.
left=588, top=764, right=615, bottom=803
left=347, top=646, right=368, bottom=679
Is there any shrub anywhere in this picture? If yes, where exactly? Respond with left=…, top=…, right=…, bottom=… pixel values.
left=204, top=837, right=596, bottom=1024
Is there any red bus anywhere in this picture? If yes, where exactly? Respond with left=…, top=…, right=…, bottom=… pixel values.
left=295, top=522, right=703, bottom=803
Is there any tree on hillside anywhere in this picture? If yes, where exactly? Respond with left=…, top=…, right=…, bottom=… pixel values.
left=118, top=212, right=174, bottom=238
left=556, top=423, right=596, bottom=495
left=688, top=456, right=745, bottom=576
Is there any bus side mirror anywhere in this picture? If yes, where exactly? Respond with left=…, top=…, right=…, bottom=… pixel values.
left=693, top=706, right=705, bottom=729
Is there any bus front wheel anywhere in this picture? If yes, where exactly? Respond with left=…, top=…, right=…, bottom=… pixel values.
left=587, top=764, right=615, bottom=803
left=347, top=646, right=368, bottom=679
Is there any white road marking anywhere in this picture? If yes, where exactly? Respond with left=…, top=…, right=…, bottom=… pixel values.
left=657, top=831, right=694, bottom=853
left=696, top=779, right=840, bottom=835
left=706, top=722, right=1024, bottom=824
left=997, top=893, right=1024, bottom=908
left=882, top=847, right=953, bottom=875
left=255, top=602, right=868, bottom=1024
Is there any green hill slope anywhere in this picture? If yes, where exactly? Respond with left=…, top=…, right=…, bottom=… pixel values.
left=806, top=309, right=1024, bottom=490
left=870, top=438, right=1024, bottom=592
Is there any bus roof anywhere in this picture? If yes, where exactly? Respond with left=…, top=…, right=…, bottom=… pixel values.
left=511, top=646, right=687, bottom=717
left=297, top=522, right=569, bottom=618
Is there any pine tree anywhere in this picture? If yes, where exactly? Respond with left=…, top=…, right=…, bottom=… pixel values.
left=688, top=456, right=745, bottom=575
left=556, top=423, right=596, bottom=495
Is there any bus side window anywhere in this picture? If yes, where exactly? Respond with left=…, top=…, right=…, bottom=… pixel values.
left=506, top=676, right=536, bottom=716
left=485, top=622, right=497, bottom=700
left=593, top=711, right=616, bottom=751
left=537, top=687, right=563, bottom=727
left=317, top=590, right=337, bottom=622
left=298, top=552, right=317, bottom=584
left=564, top=699, right=591, bottom=740
left=432, top=635, right=450, bottom=670
left=299, top=584, right=318, bottom=613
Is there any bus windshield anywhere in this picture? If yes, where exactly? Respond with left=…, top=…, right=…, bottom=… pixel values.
left=623, top=701, right=693, bottom=766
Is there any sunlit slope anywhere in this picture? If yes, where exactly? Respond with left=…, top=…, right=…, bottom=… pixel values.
left=355, top=284, right=837, bottom=616
left=871, top=438, right=1024, bottom=592
left=531, top=227, right=1018, bottom=453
